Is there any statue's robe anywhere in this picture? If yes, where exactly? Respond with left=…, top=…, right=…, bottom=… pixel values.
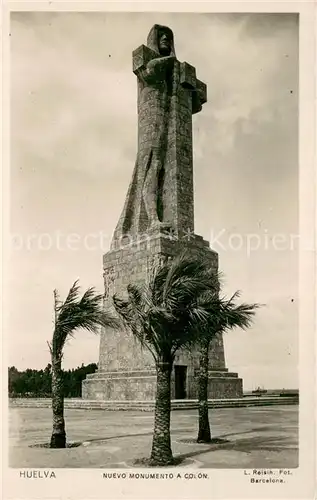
left=112, top=24, right=202, bottom=245
left=113, top=25, right=177, bottom=241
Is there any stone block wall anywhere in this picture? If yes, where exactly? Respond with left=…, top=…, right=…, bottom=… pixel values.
left=82, top=231, right=243, bottom=401
left=98, top=231, right=219, bottom=373
left=82, top=370, right=157, bottom=401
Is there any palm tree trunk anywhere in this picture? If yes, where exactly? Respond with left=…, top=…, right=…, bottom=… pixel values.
left=50, top=355, right=66, bottom=448
left=197, top=339, right=211, bottom=443
left=150, top=361, right=174, bottom=465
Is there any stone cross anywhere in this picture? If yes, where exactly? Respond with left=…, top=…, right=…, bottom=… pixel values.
left=112, top=25, right=207, bottom=244
left=132, top=44, right=207, bottom=113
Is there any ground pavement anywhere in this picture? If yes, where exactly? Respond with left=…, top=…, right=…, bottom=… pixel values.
left=9, top=405, right=298, bottom=469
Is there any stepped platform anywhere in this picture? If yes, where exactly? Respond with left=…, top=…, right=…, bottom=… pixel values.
left=9, top=395, right=298, bottom=411
left=82, top=367, right=243, bottom=401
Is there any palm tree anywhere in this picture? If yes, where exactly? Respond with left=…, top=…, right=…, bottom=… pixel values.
left=196, top=291, right=259, bottom=443
left=48, top=281, right=119, bottom=448
left=113, top=254, right=219, bottom=465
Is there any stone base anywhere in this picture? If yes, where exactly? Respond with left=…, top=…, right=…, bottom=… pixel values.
left=206, top=370, right=243, bottom=399
left=82, top=370, right=156, bottom=401
left=82, top=368, right=243, bottom=401
left=84, top=229, right=244, bottom=402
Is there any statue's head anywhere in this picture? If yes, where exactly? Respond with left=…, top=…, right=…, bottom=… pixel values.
left=147, top=24, right=176, bottom=57
left=158, top=27, right=173, bottom=55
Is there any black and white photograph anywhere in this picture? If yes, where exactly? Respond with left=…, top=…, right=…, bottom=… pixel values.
left=2, top=4, right=316, bottom=500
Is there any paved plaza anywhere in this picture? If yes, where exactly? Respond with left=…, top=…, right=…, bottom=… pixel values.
left=9, top=405, right=298, bottom=469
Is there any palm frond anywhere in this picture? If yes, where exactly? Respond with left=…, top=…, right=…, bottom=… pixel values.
left=113, top=294, right=145, bottom=344
left=149, top=261, right=171, bottom=305
left=194, top=293, right=260, bottom=342
left=57, top=280, right=80, bottom=312
left=52, top=282, right=120, bottom=358
left=158, top=254, right=219, bottom=312
left=220, top=301, right=259, bottom=332
left=112, top=254, right=260, bottom=364
left=127, top=283, right=143, bottom=306
left=226, top=290, right=241, bottom=304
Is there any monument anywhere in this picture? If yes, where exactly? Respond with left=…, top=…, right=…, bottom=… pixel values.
left=82, top=25, right=243, bottom=401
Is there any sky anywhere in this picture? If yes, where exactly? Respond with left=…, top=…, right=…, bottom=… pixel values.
left=8, top=12, right=299, bottom=390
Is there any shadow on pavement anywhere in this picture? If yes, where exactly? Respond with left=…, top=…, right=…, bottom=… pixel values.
left=28, top=427, right=196, bottom=448
left=176, top=434, right=298, bottom=462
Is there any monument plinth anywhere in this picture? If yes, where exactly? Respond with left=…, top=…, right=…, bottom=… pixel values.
left=82, top=25, right=243, bottom=401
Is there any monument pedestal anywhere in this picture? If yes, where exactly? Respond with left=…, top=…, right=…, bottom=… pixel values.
left=82, top=230, right=243, bottom=401
left=82, top=368, right=243, bottom=401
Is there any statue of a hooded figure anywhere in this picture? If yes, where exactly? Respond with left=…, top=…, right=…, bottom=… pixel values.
left=112, top=24, right=203, bottom=246
left=112, top=25, right=177, bottom=242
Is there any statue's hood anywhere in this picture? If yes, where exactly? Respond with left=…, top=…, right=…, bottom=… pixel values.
left=147, top=24, right=176, bottom=56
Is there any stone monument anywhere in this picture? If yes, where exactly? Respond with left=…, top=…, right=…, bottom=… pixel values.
left=82, top=25, right=243, bottom=401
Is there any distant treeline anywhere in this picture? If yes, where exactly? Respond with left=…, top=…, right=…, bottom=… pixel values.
left=8, top=363, right=97, bottom=398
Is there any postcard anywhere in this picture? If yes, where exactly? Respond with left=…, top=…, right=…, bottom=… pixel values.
left=2, top=1, right=316, bottom=499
